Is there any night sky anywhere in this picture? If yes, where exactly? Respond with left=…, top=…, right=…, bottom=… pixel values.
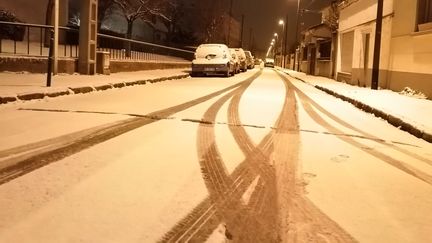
left=231, top=0, right=330, bottom=55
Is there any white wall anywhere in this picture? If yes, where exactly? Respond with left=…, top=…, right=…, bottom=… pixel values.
left=339, top=0, right=393, bottom=32
left=389, top=0, right=432, bottom=75
left=337, top=0, right=394, bottom=77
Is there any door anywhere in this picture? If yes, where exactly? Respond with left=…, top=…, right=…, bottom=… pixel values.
left=363, top=33, right=370, bottom=86
left=310, top=46, right=316, bottom=75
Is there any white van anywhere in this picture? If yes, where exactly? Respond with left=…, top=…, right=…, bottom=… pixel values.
left=191, top=44, right=236, bottom=77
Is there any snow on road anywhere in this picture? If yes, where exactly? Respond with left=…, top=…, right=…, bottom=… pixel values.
left=290, top=77, right=432, bottom=243
left=0, top=69, right=283, bottom=242
left=0, top=119, right=207, bottom=242
left=0, top=68, right=431, bottom=242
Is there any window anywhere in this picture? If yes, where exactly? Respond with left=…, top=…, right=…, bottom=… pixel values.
left=302, top=47, right=308, bottom=60
left=318, top=41, right=331, bottom=60
left=418, top=0, right=432, bottom=24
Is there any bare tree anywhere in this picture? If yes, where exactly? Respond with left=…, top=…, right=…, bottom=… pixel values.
left=98, top=0, right=115, bottom=30
left=195, top=0, right=226, bottom=43
left=325, top=0, right=343, bottom=32
left=165, top=0, right=184, bottom=43
left=112, top=0, right=171, bottom=55
left=113, top=0, right=170, bottom=40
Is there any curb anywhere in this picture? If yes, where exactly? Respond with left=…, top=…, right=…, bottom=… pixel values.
left=0, top=96, right=17, bottom=104
left=287, top=72, right=432, bottom=143
left=0, top=74, right=190, bottom=105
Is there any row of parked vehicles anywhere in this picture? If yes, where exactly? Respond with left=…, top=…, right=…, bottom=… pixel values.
left=191, top=44, right=256, bottom=77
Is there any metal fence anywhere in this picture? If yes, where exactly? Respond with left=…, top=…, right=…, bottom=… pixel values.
left=97, top=33, right=195, bottom=62
left=0, top=21, right=195, bottom=62
left=0, top=21, right=78, bottom=58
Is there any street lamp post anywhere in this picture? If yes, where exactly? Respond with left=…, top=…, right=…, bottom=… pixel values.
left=273, top=33, right=278, bottom=62
left=295, top=0, right=301, bottom=71
left=271, top=39, right=276, bottom=60
left=278, top=20, right=285, bottom=68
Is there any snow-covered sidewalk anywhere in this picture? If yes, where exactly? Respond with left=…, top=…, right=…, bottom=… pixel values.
left=0, top=69, right=190, bottom=103
left=282, top=69, right=432, bottom=143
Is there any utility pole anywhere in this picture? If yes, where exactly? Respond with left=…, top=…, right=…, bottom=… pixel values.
left=53, top=0, right=59, bottom=75
left=249, top=28, right=253, bottom=50
left=283, top=13, right=288, bottom=68
left=371, top=0, right=384, bottom=90
left=227, top=0, right=233, bottom=46
left=240, top=14, right=245, bottom=48
left=296, top=0, right=301, bottom=71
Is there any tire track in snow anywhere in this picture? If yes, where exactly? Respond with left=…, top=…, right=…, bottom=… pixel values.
left=162, top=69, right=357, bottom=243
left=278, top=72, right=432, bottom=186
left=225, top=76, right=279, bottom=242
left=275, top=71, right=358, bottom=243
left=160, top=72, right=263, bottom=242
left=282, top=72, right=432, bottom=167
left=0, top=77, right=255, bottom=185
left=160, top=70, right=281, bottom=242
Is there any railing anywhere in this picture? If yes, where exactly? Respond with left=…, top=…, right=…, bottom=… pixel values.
left=0, top=21, right=78, bottom=58
left=0, top=21, right=195, bottom=62
left=97, top=33, right=195, bottom=62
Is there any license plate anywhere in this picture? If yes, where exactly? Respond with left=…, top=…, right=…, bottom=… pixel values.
left=204, top=67, right=215, bottom=71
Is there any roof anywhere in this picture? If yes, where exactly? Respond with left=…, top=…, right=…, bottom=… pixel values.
left=302, top=23, right=332, bottom=38
left=301, top=23, right=332, bottom=44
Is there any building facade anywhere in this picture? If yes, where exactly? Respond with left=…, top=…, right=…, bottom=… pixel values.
left=336, top=0, right=432, bottom=97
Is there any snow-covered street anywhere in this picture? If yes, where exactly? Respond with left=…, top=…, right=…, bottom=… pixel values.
left=0, top=68, right=431, bottom=242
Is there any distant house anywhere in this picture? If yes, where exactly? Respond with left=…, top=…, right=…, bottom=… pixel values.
left=336, top=0, right=432, bottom=97
left=298, top=22, right=334, bottom=77
left=291, top=2, right=339, bottom=78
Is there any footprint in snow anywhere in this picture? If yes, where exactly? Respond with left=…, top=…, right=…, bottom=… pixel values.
left=331, top=154, right=350, bottom=163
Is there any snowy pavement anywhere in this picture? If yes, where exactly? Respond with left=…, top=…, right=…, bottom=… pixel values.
left=0, top=69, right=190, bottom=103
left=282, top=69, right=432, bottom=143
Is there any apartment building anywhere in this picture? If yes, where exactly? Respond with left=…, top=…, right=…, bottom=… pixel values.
left=337, top=0, right=432, bottom=97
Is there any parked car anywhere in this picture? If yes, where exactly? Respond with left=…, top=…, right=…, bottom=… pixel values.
left=264, top=58, right=275, bottom=68
left=191, top=44, right=236, bottom=77
left=244, top=50, right=255, bottom=69
left=229, top=48, right=241, bottom=74
left=234, top=48, right=247, bottom=72
left=254, top=58, right=262, bottom=65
